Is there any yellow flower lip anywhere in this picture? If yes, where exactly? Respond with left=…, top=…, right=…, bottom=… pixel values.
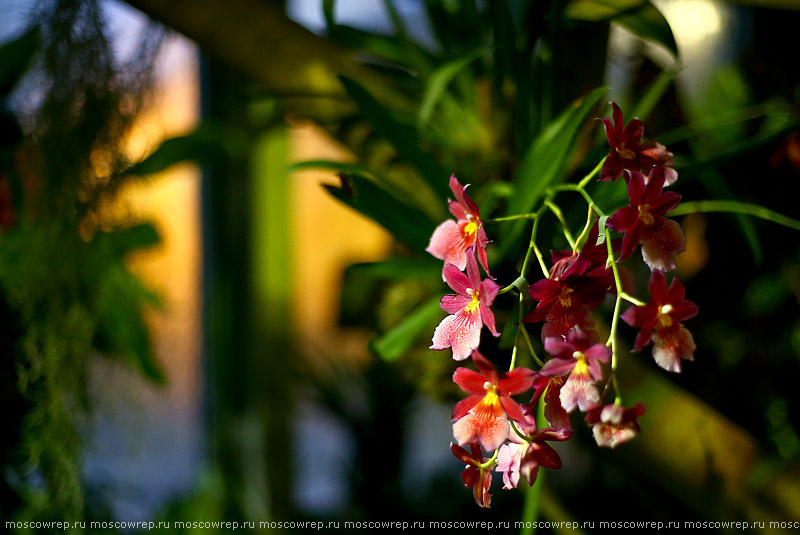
left=464, top=291, right=481, bottom=313
left=657, top=304, right=674, bottom=328
left=463, top=220, right=479, bottom=237
left=573, top=355, right=589, bottom=375
left=617, top=143, right=636, bottom=160
left=481, top=382, right=500, bottom=408
left=638, top=203, right=655, bottom=225
left=558, top=287, right=574, bottom=307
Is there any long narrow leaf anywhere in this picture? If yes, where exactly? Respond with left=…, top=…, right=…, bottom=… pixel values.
left=123, top=124, right=241, bottom=176
left=631, top=65, right=681, bottom=122
left=0, top=27, right=39, bottom=95
left=369, top=297, right=442, bottom=361
left=288, top=159, right=381, bottom=180
left=499, top=87, right=608, bottom=258
left=683, top=120, right=800, bottom=170
left=658, top=102, right=794, bottom=145
left=689, top=167, right=763, bottom=263
left=672, top=200, right=800, bottom=231
left=324, top=173, right=436, bottom=251
left=418, top=48, right=490, bottom=127
left=339, top=76, right=449, bottom=200
left=347, top=258, right=442, bottom=280
left=566, top=0, right=677, bottom=57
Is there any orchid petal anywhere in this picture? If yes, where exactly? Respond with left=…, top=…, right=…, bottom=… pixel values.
left=641, top=219, right=685, bottom=272
left=540, top=357, right=577, bottom=377
left=444, top=263, right=473, bottom=295
left=497, top=367, right=536, bottom=394
left=453, top=367, right=489, bottom=394
left=452, top=395, right=483, bottom=421
left=470, top=351, right=499, bottom=384
left=441, top=294, right=471, bottom=314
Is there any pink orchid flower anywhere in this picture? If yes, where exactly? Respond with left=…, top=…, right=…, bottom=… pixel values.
left=540, top=327, right=611, bottom=413
left=451, top=351, right=535, bottom=451
left=585, top=402, right=646, bottom=449
left=430, top=250, right=500, bottom=360
left=426, top=175, right=491, bottom=278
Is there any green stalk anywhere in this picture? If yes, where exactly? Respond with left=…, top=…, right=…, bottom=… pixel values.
left=578, top=156, right=606, bottom=188
left=604, top=226, right=624, bottom=404
left=519, top=397, right=548, bottom=535
left=546, top=200, right=576, bottom=249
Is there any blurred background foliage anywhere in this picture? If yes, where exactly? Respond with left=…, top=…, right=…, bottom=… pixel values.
left=1, top=0, right=800, bottom=533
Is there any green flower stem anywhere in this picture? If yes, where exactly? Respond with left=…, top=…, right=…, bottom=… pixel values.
left=487, top=213, right=538, bottom=223
left=519, top=323, right=544, bottom=368
left=604, top=226, right=624, bottom=404
left=671, top=200, right=800, bottom=231
left=510, top=420, right=531, bottom=443
left=522, top=206, right=551, bottom=279
left=520, top=398, right=547, bottom=535
left=499, top=275, right=529, bottom=295
left=510, top=316, right=520, bottom=371
left=478, top=447, right=500, bottom=470
left=545, top=200, right=576, bottom=249
left=573, top=205, right=595, bottom=253
left=499, top=202, right=548, bottom=296
left=578, top=156, right=606, bottom=188
left=620, top=292, right=646, bottom=307
left=550, top=184, right=607, bottom=217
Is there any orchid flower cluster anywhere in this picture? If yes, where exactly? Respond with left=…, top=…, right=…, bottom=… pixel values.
left=426, top=103, right=698, bottom=508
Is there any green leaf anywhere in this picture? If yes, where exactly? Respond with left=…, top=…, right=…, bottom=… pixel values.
left=324, top=173, right=436, bottom=251
left=347, top=258, right=442, bottom=280
left=0, top=26, right=39, bottom=95
left=93, top=261, right=164, bottom=383
left=108, top=223, right=161, bottom=253
left=288, top=159, right=382, bottom=180
left=124, top=125, right=236, bottom=176
left=566, top=0, right=678, bottom=57
left=338, top=76, right=449, bottom=200
left=323, top=0, right=336, bottom=28
left=499, top=87, right=608, bottom=258
left=329, top=25, right=417, bottom=66
left=671, top=200, right=800, bottom=232
left=658, top=102, right=795, bottom=146
left=382, top=0, right=408, bottom=39
left=369, top=297, right=442, bottom=361
left=630, top=65, right=680, bottom=122
left=596, top=215, right=610, bottom=244
left=682, top=120, right=800, bottom=170
left=418, top=47, right=490, bottom=127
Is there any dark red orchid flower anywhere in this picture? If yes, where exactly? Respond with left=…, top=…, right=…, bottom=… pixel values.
left=451, top=442, right=493, bottom=508
left=600, top=102, right=677, bottom=185
left=606, top=170, right=685, bottom=272
left=622, top=270, right=698, bottom=373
